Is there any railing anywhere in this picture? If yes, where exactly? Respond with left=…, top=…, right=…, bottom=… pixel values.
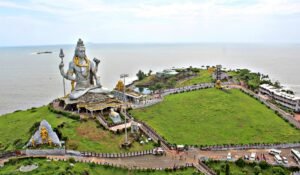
left=126, top=112, right=171, bottom=150
left=238, top=87, right=300, bottom=129
left=160, top=83, right=215, bottom=96
left=80, top=149, right=154, bottom=158
left=95, top=114, right=109, bottom=129
left=0, top=151, right=16, bottom=159
left=197, top=161, right=217, bottom=175
left=196, top=142, right=300, bottom=151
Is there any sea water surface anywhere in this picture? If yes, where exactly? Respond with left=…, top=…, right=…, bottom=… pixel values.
left=0, top=43, right=300, bottom=115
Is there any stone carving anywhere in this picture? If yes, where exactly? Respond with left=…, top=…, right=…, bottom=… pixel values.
left=59, top=38, right=110, bottom=100
left=109, top=108, right=122, bottom=124
left=26, top=120, right=61, bottom=147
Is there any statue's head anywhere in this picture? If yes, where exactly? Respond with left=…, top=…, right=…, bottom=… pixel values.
left=75, top=38, right=86, bottom=58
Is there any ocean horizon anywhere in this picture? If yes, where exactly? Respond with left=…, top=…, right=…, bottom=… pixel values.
left=1, top=43, right=300, bottom=115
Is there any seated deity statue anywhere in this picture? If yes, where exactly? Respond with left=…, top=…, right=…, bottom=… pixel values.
left=59, top=39, right=110, bottom=100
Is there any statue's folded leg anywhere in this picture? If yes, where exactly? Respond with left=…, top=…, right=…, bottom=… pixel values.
left=89, top=87, right=110, bottom=94
left=69, top=88, right=91, bottom=100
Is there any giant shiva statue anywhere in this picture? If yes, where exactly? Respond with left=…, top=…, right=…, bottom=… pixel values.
left=59, top=39, right=109, bottom=100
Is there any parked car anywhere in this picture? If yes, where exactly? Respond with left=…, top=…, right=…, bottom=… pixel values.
left=250, top=153, right=256, bottom=161
left=282, top=156, right=288, bottom=164
left=227, top=152, right=232, bottom=160
left=274, top=154, right=283, bottom=164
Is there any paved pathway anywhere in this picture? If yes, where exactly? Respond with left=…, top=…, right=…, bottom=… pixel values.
left=109, top=121, right=132, bottom=131
left=1, top=146, right=300, bottom=174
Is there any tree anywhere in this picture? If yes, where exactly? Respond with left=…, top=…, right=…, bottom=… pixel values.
left=272, top=167, right=285, bottom=175
left=68, top=157, right=76, bottom=163
left=148, top=70, right=153, bottom=76
left=166, top=78, right=176, bottom=88
left=258, top=161, right=269, bottom=170
left=225, top=163, right=230, bottom=175
left=136, top=70, right=146, bottom=81
left=154, top=83, right=164, bottom=90
left=254, top=165, right=261, bottom=175
left=274, top=81, right=281, bottom=88
left=235, top=158, right=245, bottom=168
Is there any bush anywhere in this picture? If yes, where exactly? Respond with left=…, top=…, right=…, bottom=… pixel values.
left=68, top=142, right=79, bottom=150
left=254, top=165, right=261, bottom=175
left=258, top=161, right=269, bottom=169
left=53, top=128, right=62, bottom=139
left=68, top=157, right=76, bottom=163
left=272, top=166, right=285, bottom=175
left=48, top=105, right=80, bottom=120
left=235, top=158, right=246, bottom=168
left=225, top=163, right=230, bottom=175
left=28, top=121, right=40, bottom=135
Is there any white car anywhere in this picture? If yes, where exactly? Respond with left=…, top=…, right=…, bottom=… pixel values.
left=227, top=153, right=232, bottom=160
left=282, top=157, right=288, bottom=164
left=250, top=153, right=256, bottom=161
left=274, top=154, right=283, bottom=164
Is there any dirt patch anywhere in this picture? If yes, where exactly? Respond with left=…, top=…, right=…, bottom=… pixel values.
left=294, top=113, right=300, bottom=121
left=76, top=122, right=106, bottom=141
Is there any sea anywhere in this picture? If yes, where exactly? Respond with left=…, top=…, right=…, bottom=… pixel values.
left=0, top=43, right=300, bottom=115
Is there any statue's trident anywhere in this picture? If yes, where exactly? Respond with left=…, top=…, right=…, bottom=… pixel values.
left=59, top=48, right=66, bottom=96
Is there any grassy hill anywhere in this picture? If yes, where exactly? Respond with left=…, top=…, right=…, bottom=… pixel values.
left=131, top=88, right=300, bottom=145
left=175, top=69, right=213, bottom=87
left=0, top=106, right=153, bottom=153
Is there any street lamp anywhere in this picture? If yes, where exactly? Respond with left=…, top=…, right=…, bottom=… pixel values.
left=59, top=48, right=66, bottom=96
left=120, top=73, right=129, bottom=144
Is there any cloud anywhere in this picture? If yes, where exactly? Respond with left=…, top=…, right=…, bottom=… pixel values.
left=1, top=0, right=300, bottom=19
left=0, top=0, right=300, bottom=45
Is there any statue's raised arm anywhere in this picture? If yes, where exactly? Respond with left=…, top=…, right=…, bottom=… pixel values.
left=91, top=57, right=102, bottom=88
left=59, top=62, right=76, bottom=81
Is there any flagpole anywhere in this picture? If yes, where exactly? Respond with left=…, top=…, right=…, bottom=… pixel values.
left=59, top=48, right=66, bottom=96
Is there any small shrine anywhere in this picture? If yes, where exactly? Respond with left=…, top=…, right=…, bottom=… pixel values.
left=26, top=120, right=61, bottom=148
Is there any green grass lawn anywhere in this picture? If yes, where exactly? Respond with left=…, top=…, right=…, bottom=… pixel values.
left=61, top=120, right=154, bottom=153
left=0, top=107, right=153, bottom=153
left=0, top=157, right=198, bottom=175
left=207, top=161, right=291, bottom=175
left=131, top=88, right=300, bottom=145
left=175, top=69, right=212, bottom=87
left=0, top=106, right=73, bottom=151
left=135, top=75, right=156, bottom=87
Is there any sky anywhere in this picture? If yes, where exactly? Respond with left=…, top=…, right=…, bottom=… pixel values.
left=0, top=0, right=300, bottom=46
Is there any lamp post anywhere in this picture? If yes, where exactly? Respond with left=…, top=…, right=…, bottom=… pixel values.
left=120, top=73, right=129, bottom=144
left=59, top=48, right=66, bottom=96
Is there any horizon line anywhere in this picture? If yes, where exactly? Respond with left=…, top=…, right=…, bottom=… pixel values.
left=1, top=41, right=300, bottom=48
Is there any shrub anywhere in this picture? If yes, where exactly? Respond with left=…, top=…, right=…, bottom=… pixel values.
left=235, top=158, right=246, bottom=168
left=53, top=128, right=62, bottom=140
left=225, top=163, right=230, bottom=175
left=68, top=157, right=76, bottom=163
left=254, top=165, right=261, bottom=175
left=272, top=166, right=285, bottom=175
left=259, top=161, right=269, bottom=170
left=48, top=105, right=80, bottom=121
left=68, top=142, right=79, bottom=150
left=28, top=121, right=40, bottom=135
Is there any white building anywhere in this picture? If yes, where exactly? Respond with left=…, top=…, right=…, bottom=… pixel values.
left=259, top=84, right=300, bottom=112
